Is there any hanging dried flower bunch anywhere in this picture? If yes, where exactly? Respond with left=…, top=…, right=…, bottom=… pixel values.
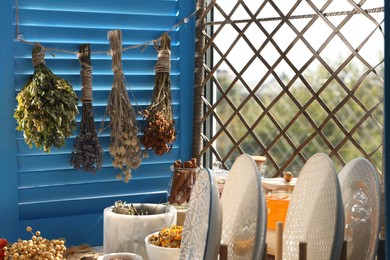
left=104, top=30, right=145, bottom=182
left=14, top=43, right=79, bottom=153
left=141, top=33, right=176, bottom=155
left=70, top=44, right=103, bottom=174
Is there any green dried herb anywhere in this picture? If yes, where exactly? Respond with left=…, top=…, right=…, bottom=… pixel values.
left=70, top=44, right=103, bottom=173
left=14, top=43, right=79, bottom=153
left=112, top=200, right=147, bottom=215
left=112, top=200, right=158, bottom=215
left=141, top=34, right=176, bottom=155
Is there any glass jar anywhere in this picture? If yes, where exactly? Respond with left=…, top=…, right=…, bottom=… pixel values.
left=262, top=177, right=296, bottom=230
left=211, top=161, right=229, bottom=197
left=167, top=166, right=200, bottom=209
left=251, top=155, right=267, bottom=178
left=265, top=188, right=291, bottom=230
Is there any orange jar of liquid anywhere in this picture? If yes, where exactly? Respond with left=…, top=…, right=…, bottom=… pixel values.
left=266, top=191, right=291, bottom=230
left=262, top=177, right=296, bottom=230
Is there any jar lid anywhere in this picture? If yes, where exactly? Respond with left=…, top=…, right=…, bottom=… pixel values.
left=212, top=161, right=229, bottom=178
left=262, top=177, right=297, bottom=191
left=251, top=156, right=267, bottom=163
left=251, top=156, right=267, bottom=170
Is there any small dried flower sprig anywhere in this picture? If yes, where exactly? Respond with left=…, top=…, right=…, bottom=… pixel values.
left=142, top=33, right=176, bottom=155
left=2, top=226, right=66, bottom=259
left=104, top=30, right=147, bottom=183
left=142, top=109, right=176, bottom=155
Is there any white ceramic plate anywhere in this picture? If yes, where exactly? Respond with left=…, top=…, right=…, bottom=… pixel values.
left=283, top=153, right=344, bottom=260
left=179, top=168, right=222, bottom=259
left=220, top=154, right=266, bottom=259
left=338, top=158, right=381, bottom=260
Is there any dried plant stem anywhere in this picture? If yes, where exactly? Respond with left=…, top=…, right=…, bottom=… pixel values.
left=105, top=30, right=144, bottom=182
left=70, top=44, right=103, bottom=174
left=142, top=33, right=176, bottom=155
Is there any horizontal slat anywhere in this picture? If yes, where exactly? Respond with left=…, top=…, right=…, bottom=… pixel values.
left=19, top=192, right=167, bottom=246
left=18, top=176, right=170, bottom=203
left=14, top=105, right=181, bottom=128
left=16, top=130, right=181, bottom=156
left=17, top=147, right=180, bottom=172
left=15, top=115, right=181, bottom=138
left=13, top=41, right=180, bottom=59
left=12, top=97, right=180, bottom=121
left=12, top=88, right=180, bottom=106
left=67, top=89, right=181, bottom=105
left=19, top=0, right=177, bottom=15
left=18, top=162, right=174, bottom=186
left=19, top=191, right=168, bottom=220
left=14, top=109, right=181, bottom=142
left=14, top=59, right=180, bottom=75
left=14, top=74, right=181, bottom=91
left=18, top=9, right=178, bottom=30
left=19, top=212, right=105, bottom=247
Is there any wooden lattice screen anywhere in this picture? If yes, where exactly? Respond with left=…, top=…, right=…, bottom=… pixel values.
left=192, top=0, right=385, bottom=238
left=192, top=0, right=384, bottom=175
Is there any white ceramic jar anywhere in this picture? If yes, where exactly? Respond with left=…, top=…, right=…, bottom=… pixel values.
left=103, top=203, right=177, bottom=258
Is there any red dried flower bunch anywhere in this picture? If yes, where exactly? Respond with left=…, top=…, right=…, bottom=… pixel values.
left=142, top=33, right=176, bottom=155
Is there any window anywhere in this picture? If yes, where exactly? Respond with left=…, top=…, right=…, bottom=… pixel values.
left=0, top=0, right=195, bottom=246
left=193, top=0, right=384, bottom=180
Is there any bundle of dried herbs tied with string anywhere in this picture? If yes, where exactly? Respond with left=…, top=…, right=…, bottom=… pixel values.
left=70, top=44, right=103, bottom=174
left=142, top=33, right=176, bottom=156
left=103, top=30, right=146, bottom=182
left=14, top=43, right=79, bottom=153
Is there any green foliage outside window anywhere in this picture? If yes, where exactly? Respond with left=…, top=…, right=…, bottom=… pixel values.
left=214, top=57, right=384, bottom=176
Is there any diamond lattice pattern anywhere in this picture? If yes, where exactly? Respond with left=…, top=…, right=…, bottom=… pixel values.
left=196, top=0, right=384, bottom=177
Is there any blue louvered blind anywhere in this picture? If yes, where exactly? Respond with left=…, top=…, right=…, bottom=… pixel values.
left=2, top=0, right=195, bottom=246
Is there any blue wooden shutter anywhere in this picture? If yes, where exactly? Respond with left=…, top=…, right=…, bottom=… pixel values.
left=1, top=0, right=195, bottom=246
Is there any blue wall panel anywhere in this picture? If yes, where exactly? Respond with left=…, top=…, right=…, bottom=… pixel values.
left=0, top=0, right=20, bottom=243
left=0, top=0, right=195, bottom=246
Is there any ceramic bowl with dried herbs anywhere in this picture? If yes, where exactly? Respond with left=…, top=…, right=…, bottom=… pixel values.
left=103, top=201, right=177, bottom=258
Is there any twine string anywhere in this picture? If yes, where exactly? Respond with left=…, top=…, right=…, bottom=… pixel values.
left=108, top=30, right=123, bottom=74
left=32, top=47, right=45, bottom=67
left=80, top=62, right=93, bottom=103
left=155, top=50, right=171, bottom=73
left=109, top=30, right=125, bottom=87
left=14, top=0, right=196, bottom=57
left=77, top=44, right=93, bottom=103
